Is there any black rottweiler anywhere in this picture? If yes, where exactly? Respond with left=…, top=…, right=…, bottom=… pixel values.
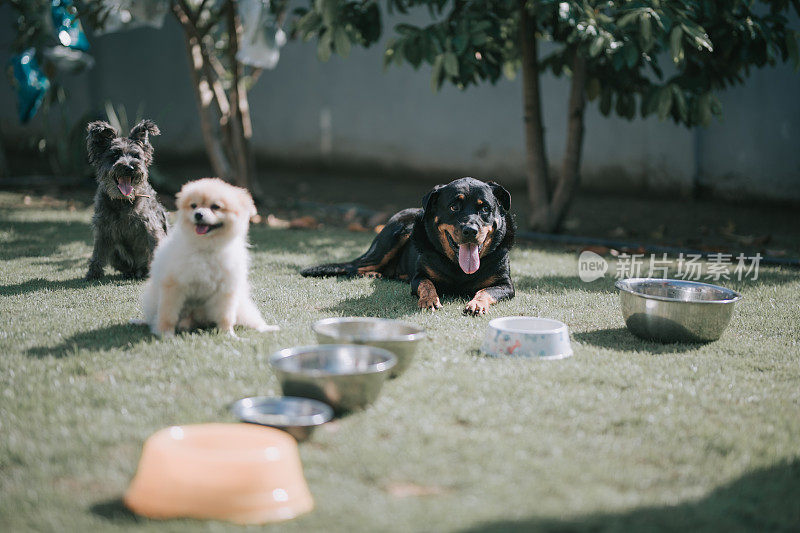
left=301, top=177, right=515, bottom=315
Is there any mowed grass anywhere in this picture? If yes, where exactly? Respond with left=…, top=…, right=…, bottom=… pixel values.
left=0, top=191, right=799, bottom=532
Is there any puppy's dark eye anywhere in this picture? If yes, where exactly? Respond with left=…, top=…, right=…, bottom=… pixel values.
left=480, top=204, right=491, bottom=213
left=450, top=203, right=461, bottom=212
left=210, top=204, right=220, bottom=211
left=190, top=203, right=197, bottom=209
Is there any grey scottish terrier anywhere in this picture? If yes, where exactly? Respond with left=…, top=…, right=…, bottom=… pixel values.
left=85, top=119, right=168, bottom=280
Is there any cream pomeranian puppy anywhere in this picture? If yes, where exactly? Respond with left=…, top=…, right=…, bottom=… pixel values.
left=141, top=178, right=278, bottom=337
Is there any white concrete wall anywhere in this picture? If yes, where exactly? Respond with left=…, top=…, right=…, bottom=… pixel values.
left=1, top=7, right=798, bottom=201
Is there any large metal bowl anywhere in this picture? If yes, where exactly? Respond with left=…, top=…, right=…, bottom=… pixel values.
left=230, top=396, right=334, bottom=442
left=269, top=345, right=396, bottom=415
left=312, top=317, right=425, bottom=378
left=615, top=278, right=742, bottom=343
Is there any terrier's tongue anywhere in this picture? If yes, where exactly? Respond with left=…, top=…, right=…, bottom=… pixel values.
left=458, top=243, right=480, bottom=274
left=195, top=224, right=210, bottom=235
left=117, top=178, right=133, bottom=197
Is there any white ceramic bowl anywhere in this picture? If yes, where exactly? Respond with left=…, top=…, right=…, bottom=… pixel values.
left=481, top=316, right=573, bottom=359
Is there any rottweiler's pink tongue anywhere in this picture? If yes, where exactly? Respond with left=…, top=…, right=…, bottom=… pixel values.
left=458, top=243, right=480, bottom=274
left=117, top=177, right=133, bottom=197
left=195, top=224, right=210, bottom=235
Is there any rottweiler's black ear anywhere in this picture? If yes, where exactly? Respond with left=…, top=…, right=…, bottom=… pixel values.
left=488, top=181, right=511, bottom=211
left=86, top=121, right=117, bottom=165
left=129, top=119, right=160, bottom=146
left=422, top=184, right=443, bottom=213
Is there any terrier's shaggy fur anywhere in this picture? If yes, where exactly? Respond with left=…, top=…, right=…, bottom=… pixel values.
left=85, top=119, right=168, bottom=280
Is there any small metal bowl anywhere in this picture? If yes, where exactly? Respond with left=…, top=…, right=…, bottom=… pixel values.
left=269, top=345, right=397, bottom=415
left=615, top=278, right=742, bottom=343
left=312, top=317, right=425, bottom=378
left=230, top=396, right=334, bottom=442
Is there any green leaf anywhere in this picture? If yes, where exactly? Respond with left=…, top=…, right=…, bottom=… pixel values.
left=318, top=29, right=332, bottom=62
left=640, top=14, right=653, bottom=51
left=681, top=23, right=713, bottom=52
left=786, top=31, right=800, bottom=71
left=502, top=61, right=517, bottom=81
left=670, top=26, right=683, bottom=64
left=383, top=46, right=395, bottom=70
left=334, top=27, right=351, bottom=58
left=586, top=78, right=601, bottom=101
left=297, top=11, right=322, bottom=35
left=319, top=0, right=337, bottom=25
left=698, top=93, right=713, bottom=126
left=624, top=44, right=639, bottom=68
left=471, top=32, right=489, bottom=46
left=453, top=34, right=468, bottom=55
left=600, top=88, right=613, bottom=115
left=405, top=38, right=422, bottom=67
left=617, top=11, right=640, bottom=28
left=672, top=86, right=687, bottom=122
left=657, top=87, right=672, bottom=120
left=431, top=54, right=444, bottom=92
left=443, top=52, right=459, bottom=77
left=709, top=94, right=722, bottom=115
left=589, top=36, right=605, bottom=58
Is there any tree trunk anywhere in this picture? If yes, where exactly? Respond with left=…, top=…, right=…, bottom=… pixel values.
left=174, top=2, right=233, bottom=179
left=172, top=0, right=255, bottom=192
left=518, top=1, right=552, bottom=230
left=225, top=0, right=254, bottom=190
left=181, top=32, right=233, bottom=179
left=548, top=51, right=587, bottom=232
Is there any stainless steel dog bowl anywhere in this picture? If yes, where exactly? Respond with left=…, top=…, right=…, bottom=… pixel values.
left=312, top=317, right=425, bottom=378
left=230, top=396, right=334, bottom=442
left=269, top=345, right=396, bottom=415
left=615, top=278, right=742, bottom=343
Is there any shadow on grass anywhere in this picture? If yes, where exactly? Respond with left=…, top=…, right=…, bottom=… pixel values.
left=0, top=216, right=91, bottom=260
left=0, top=274, right=130, bottom=297
left=89, top=498, right=140, bottom=524
left=573, top=327, right=697, bottom=354
left=25, top=323, right=151, bottom=358
left=515, top=274, right=613, bottom=295
left=459, top=459, right=800, bottom=532
left=320, top=278, right=420, bottom=319
left=32, top=256, right=86, bottom=272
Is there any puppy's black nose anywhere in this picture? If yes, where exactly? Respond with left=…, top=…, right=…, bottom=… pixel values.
left=462, top=225, right=478, bottom=239
left=194, top=212, right=203, bottom=221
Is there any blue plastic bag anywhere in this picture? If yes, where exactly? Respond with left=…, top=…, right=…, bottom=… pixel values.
left=51, top=0, right=90, bottom=51
left=10, top=49, right=50, bottom=124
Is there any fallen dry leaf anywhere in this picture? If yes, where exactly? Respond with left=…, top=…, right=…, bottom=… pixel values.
left=367, top=212, right=390, bottom=227
left=374, top=224, right=385, bottom=234
left=290, top=216, right=319, bottom=229
left=347, top=222, right=369, bottom=232
left=266, top=214, right=291, bottom=229
left=385, top=482, right=448, bottom=498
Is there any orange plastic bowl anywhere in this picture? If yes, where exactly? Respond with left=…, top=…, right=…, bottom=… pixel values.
left=124, top=423, right=313, bottom=524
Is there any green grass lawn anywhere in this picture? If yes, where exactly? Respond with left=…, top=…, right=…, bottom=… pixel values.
left=1, top=191, right=799, bottom=532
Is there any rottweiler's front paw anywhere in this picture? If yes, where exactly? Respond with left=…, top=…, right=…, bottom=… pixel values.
left=464, top=299, right=490, bottom=316
left=463, top=290, right=497, bottom=316
left=418, top=294, right=442, bottom=311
